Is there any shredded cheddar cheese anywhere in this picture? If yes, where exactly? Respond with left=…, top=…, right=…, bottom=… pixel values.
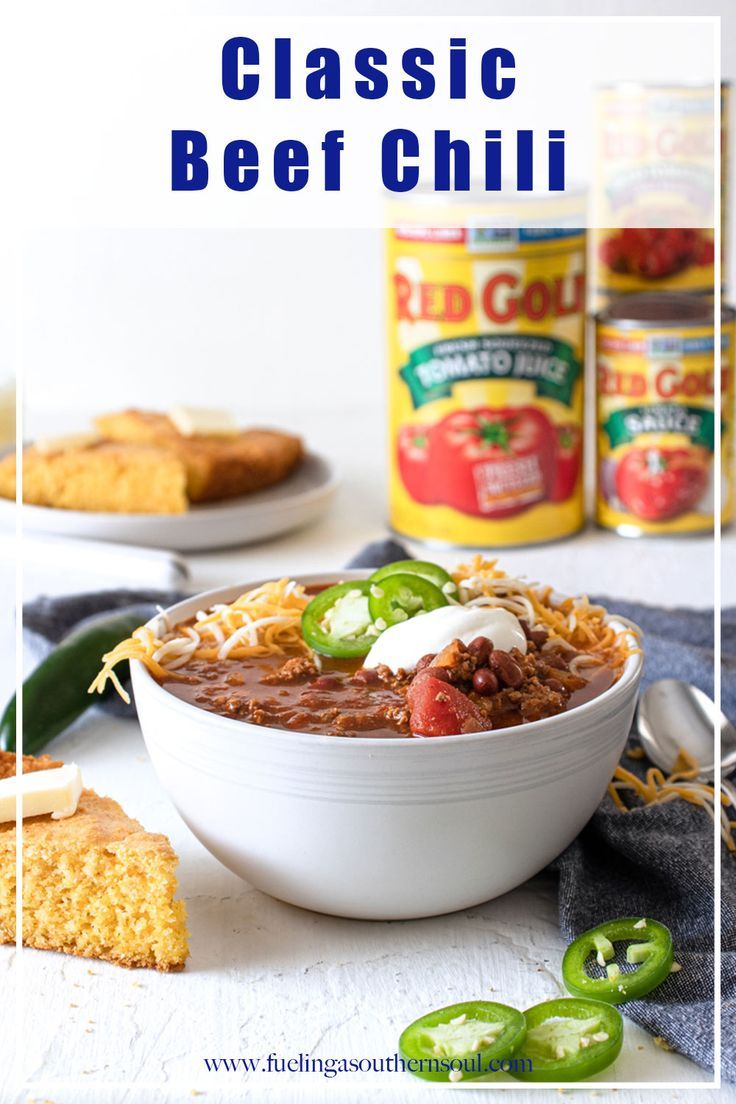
left=609, top=747, right=736, bottom=852
left=91, top=559, right=634, bottom=706
left=89, top=578, right=310, bottom=704
left=452, top=555, right=636, bottom=673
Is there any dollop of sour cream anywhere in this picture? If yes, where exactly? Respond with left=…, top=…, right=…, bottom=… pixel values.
left=363, top=605, right=527, bottom=673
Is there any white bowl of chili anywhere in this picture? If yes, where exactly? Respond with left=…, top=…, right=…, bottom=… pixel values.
left=130, top=571, right=643, bottom=920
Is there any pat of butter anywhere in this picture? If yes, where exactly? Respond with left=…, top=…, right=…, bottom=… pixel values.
left=169, top=405, right=239, bottom=438
left=35, top=432, right=101, bottom=456
left=0, top=763, right=83, bottom=823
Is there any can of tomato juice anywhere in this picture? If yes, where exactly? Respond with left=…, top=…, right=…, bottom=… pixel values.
left=592, top=83, right=727, bottom=310
left=595, top=293, right=735, bottom=536
left=386, top=193, right=586, bottom=548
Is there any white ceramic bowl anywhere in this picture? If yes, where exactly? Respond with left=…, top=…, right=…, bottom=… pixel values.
left=132, top=572, right=643, bottom=920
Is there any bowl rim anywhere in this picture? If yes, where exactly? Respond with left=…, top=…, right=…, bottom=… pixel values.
left=130, top=570, right=644, bottom=749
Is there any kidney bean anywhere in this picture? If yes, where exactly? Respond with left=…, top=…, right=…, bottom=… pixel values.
left=489, top=650, right=524, bottom=688
left=419, top=666, right=451, bottom=683
left=352, top=667, right=379, bottom=685
left=311, top=675, right=341, bottom=690
left=472, top=667, right=500, bottom=696
left=545, top=677, right=565, bottom=694
left=467, top=636, right=493, bottom=664
left=520, top=619, right=549, bottom=648
left=415, top=653, right=437, bottom=671
left=544, top=654, right=569, bottom=671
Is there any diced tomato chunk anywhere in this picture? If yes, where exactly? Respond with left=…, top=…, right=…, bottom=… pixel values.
left=407, top=674, right=487, bottom=737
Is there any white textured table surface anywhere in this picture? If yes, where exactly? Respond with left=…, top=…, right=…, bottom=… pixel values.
left=2, top=406, right=731, bottom=1103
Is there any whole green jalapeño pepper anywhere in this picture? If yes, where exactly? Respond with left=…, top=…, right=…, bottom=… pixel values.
left=0, top=608, right=152, bottom=755
left=301, top=581, right=377, bottom=658
left=562, top=917, right=674, bottom=1004
left=368, top=572, right=448, bottom=630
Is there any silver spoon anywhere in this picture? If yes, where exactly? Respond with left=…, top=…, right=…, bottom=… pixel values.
left=636, top=679, right=736, bottom=781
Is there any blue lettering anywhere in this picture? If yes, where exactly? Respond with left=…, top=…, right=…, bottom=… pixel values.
left=322, top=130, right=344, bottom=190
left=221, top=37, right=259, bottom=100
left=480, top=48, right=515, bottom=99
left=274, top=38, right=291, bottom=98
left=449, top=38, right=466, bottom=99
left=274, top=140, right=309, bottom=191
left=517, top=130, right=533, bottom=190
left=401, top=49, right=435, bottom=99
left=382, top=129, right=419, bottom=192
left=223, top=140, right=259, bottom=191
left=171, top=130, right=208, bottom=190
left=355, top=48, right=388, bottom=99
left=305, top=47, right=341, bottom=99
left=434, top=131, right=470, bottom=191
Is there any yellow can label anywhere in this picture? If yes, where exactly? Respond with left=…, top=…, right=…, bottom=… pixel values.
left=592, top=84, right=726, bottom=303
left=596, top=317, right=734, bottom=534
left=386, top=227, right=586, bottom=546
left=592, top=227, right=716, bottom=302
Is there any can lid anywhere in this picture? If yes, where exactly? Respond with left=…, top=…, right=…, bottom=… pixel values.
left=386, top=184, right=587, bottom=234
left=597, top=80, right=729, bottom=92
left=597, top=293, right=732, bottom=328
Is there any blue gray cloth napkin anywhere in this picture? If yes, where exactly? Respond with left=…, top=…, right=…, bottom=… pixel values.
left=22, top=539, right=733, bottom=1077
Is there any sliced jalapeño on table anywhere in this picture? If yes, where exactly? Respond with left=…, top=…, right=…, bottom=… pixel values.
left=510, top=997, right=623, bottom=1082
left=562, top=917, right=674, bottom=1004
left=399, top=1000, right=527, bottom=1083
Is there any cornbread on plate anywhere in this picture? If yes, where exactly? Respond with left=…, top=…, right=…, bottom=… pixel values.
left=0, top=442, right=188, bottom=514
left=0, top=752, right=188, bottom=971
left=95, top=409, right=304, bottom=502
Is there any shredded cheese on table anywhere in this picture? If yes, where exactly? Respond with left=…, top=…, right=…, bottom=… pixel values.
left=88, top=578, right=310, bottom=704
left=609, top=748, right=736, bottom=852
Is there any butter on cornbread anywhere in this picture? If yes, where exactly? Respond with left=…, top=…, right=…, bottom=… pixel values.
left=95, top=408, right=304, bottom=503
left=0, top=752, right=188, bottom=971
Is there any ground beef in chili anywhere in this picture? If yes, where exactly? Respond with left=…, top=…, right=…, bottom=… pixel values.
left=160, top=620, right=615, bottom=738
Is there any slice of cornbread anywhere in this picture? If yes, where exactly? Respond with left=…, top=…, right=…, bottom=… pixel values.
left=95, top=409, right=304, bottom=503
left=0, top=442, right=188, bottom=513
left=0, top=753, right=188, bottom=971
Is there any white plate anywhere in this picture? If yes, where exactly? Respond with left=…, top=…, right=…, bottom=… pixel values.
left=0, top=452, right=339, bottom=551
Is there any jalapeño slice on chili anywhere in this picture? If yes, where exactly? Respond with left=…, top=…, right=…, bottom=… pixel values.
left=510, top=998, right=623, bottom=1082
left=368, top=573, right=448, bottom=630
left=399, top=1000, right=527, bottom=1083
left=562, top=917, right=674, bottom=1004
left=369, top=559, right=457, bottom=598
left=301, top=581, right=377, bottom=658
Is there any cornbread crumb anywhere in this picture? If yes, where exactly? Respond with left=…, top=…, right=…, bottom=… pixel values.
left=653, top=1036, right=675, bottom=1051
left=0, top=752, right=188, bottom=971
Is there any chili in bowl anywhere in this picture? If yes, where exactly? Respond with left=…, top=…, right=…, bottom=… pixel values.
left=93, top=559, right=643, bottom=919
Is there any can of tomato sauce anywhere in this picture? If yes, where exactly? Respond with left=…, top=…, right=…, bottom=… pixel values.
left=595, top=293, right=734, bottom=536
left=592, top=83, right=726, bottom=308
left=387, top=196, right=586, bottom=548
